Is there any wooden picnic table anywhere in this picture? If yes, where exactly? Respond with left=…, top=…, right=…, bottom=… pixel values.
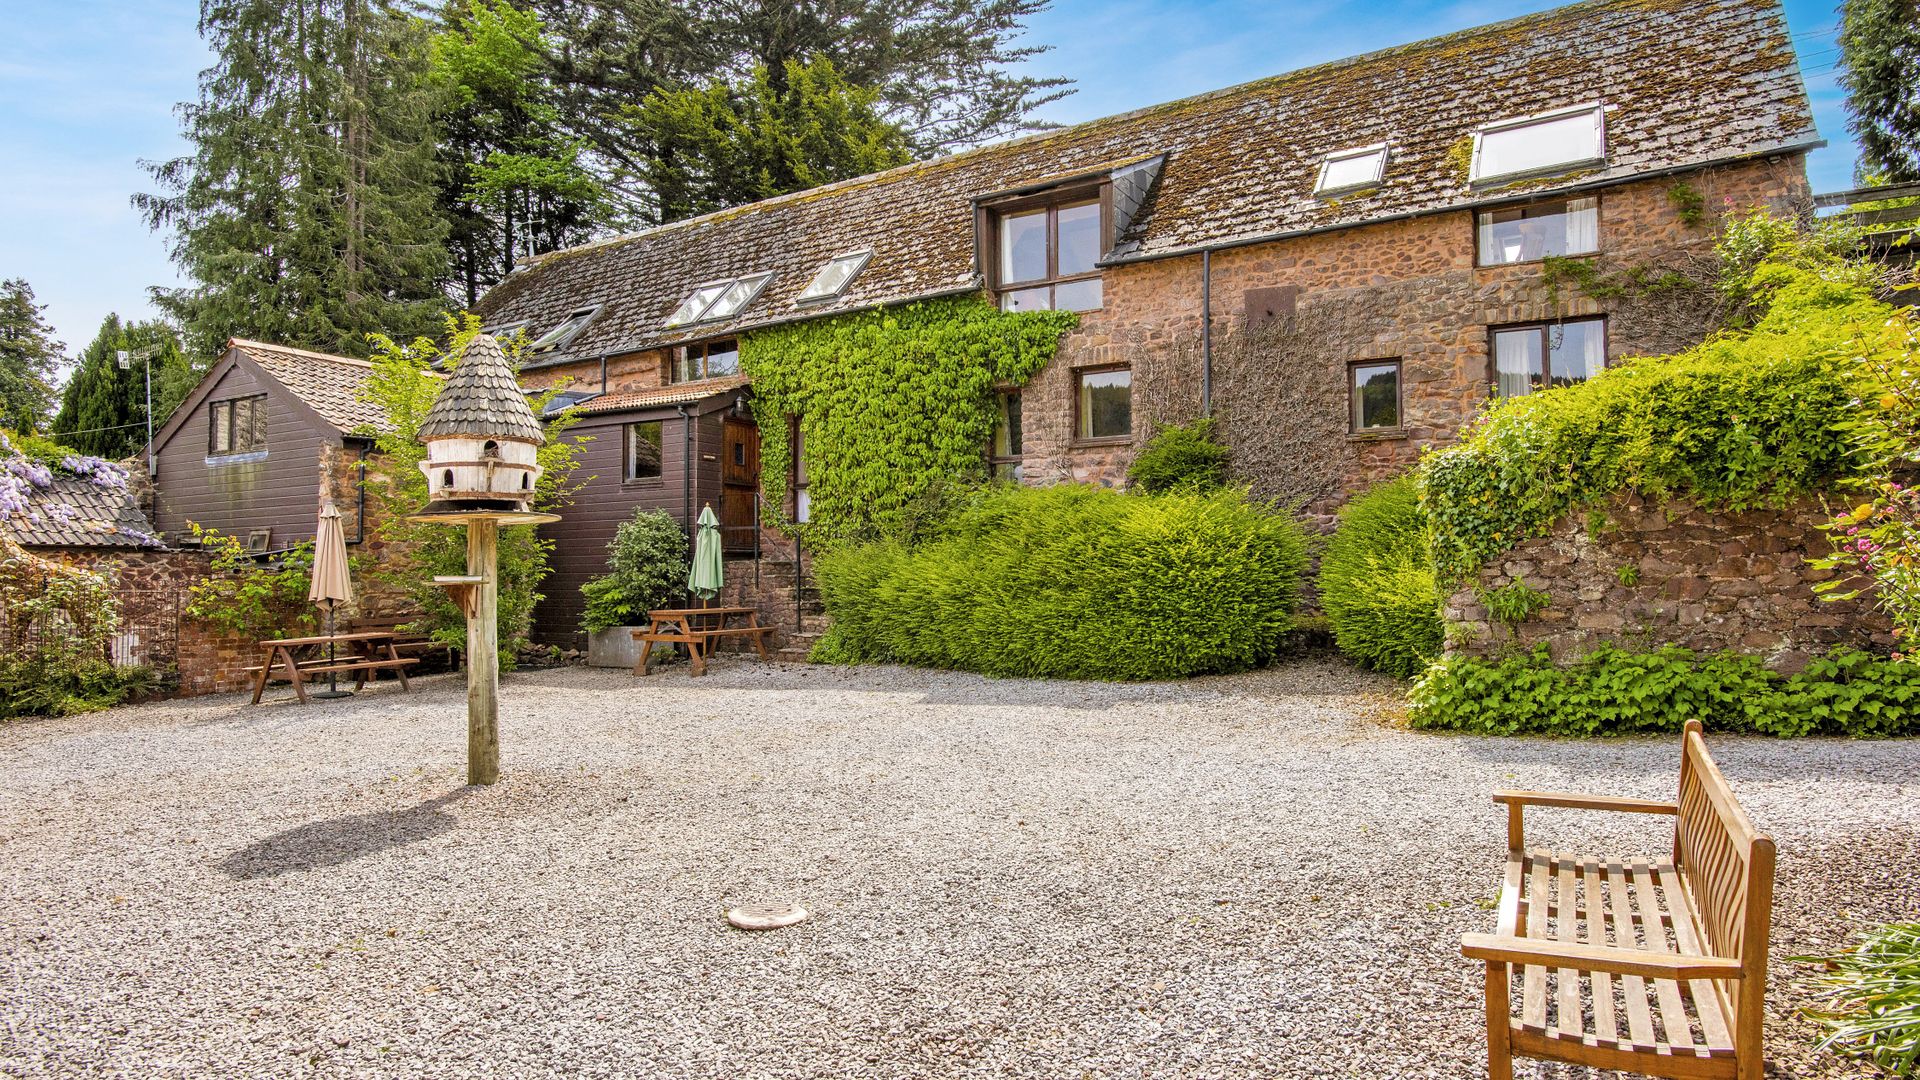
left=248, top=630, right=418, bottom=704
left=632, top=606, right=774, bottom=677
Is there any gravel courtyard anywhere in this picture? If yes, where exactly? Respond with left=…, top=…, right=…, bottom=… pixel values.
left=2, top=659, right=1915, bottom=1079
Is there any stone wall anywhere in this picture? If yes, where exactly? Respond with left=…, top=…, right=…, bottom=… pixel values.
left=1023, top=156, right=1810, bottom=520
left=317, top=444, right=427, bottom=620
left=1443, top=493, right=1894, bottom=671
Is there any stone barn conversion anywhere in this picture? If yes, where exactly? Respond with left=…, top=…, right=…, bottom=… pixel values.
left=470, top=0, right=1820, bottom=647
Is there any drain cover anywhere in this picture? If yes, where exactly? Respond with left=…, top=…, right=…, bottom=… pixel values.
left=726, top=903, right=809, bottom=930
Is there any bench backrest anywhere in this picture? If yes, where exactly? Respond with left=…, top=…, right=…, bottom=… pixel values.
left=1672, top=719, right=1775, bottom=1050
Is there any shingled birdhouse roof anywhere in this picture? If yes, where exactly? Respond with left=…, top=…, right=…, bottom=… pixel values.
left=418, top=334, right=546, bottom=445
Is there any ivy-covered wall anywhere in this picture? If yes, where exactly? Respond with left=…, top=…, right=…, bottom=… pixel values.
left=740, top=296, right=1075, bottom=544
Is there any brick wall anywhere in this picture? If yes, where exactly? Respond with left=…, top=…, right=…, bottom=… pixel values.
left=1443, top=492, right=1894, bottom=672
left=1023, top=157, right=1811, bottom=521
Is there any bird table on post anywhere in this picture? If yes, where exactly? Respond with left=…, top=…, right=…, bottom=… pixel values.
left=406, top=333, right=558, bottom=786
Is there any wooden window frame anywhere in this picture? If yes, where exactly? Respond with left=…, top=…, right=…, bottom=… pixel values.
left=673, top=338, right=740, bottom=384
left=207, top=394, right=267, bottom=458
left=1072, top=363, right=1133, bottom=446
left=1487, top=316, right=1609, bottom=398
left=1347, top=358, right=1405, bottom=437
left=1474, top=195, right=1601, bottom=268
left=982, top=183, right=1112, bottom=313
left=623, top=419, right=665, bottom=484
left=988, top=387, right=1024, bottom=479
left=790, top=419, right=810, bottom=524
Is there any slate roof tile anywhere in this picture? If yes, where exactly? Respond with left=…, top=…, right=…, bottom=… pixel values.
left=7, top=479, right=159, bottom=549
left=475, top=0, right=1818, bottom=369
left=230, top=340, right=389, bottom=434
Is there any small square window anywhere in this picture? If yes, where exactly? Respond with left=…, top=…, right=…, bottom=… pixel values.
left=625, top=421, right=664, bottom=481
left=209, top=395, right=267, bottom=456
left=1471, top=105, right=1605, bottom=184
left=1349, top=361, right=1402, bottom=432
left=1316, top=144, right=1388, bottom=196
left=797, top=250, right=872, bottom=302
left=1491, top=318, right=1607, bottom=398
left=530, top=305, right=601, bottom=352
left=1076, top=368, right=1132, bottom=441
left=1477, top=197, right=1599, bottom=265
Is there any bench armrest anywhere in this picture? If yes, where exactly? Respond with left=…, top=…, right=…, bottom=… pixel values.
left=1494, top=790, right=1678, bottom=851
left=1461, top=933, right=1744, bottom=982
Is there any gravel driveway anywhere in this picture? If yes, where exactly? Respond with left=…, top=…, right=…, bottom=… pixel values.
left=1, top=658, right=1915, bottom=1079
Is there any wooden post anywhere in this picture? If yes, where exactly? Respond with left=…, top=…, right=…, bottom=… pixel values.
left=466, top=518, right=500, bottom=785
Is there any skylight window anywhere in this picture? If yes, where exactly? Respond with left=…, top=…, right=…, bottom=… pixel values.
left=797, top=249, right=873, bottom=303
left=1315, top=144, right=1388, bottom=196
left=529, top=305, right=601, bottom=352
left=482, top=319, right=530, bottom=341
left=1471, top=104, right=1606, bottom=184
left=662, top=272, right=774, bottom=327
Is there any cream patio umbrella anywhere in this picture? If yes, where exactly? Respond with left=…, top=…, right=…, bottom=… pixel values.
left=308, top=500, right=355, bottom=698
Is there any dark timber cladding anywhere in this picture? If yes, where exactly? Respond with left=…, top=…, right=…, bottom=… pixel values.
left=145, top=340, right=402, bottom=550
left=532, top=382, right=747, bottom=649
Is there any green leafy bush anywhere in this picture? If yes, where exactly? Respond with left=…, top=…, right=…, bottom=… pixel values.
left=1409, top=645, right=1920, bottom=737
left=1127, top=418, right=1230, bottom=494
left=1318, top=478, right=1440, bottom=677
left=1420, top=262, right=1891, bottom=584
left=0, top=658, right=166, bottom=721
left=812, top=483, right=1309, bottom=680
left=581, top=508, right=690, bottom=632
left=1798, top=921, right=1920, bottom=1076
left=183, top=527, right=317, bottom=639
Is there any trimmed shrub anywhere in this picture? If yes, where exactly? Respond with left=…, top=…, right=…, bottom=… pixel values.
left=581, top=509, right=690, bottom=633
left=1127, top=418, right=1230, bottom=494
left=1409, top=645, right=1920, bottom=737
left=1419, top=263, right=1898, bottom=584
left=812, top=483, right=1309, bottom=680
left=1318, top=478, right=1441, bottom=678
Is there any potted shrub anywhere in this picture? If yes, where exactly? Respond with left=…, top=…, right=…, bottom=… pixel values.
left=580, top=508, right=690, bottom=667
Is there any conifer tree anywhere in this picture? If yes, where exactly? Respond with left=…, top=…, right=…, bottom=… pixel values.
left=1840, top=0, right=1920, bottom=184
left=0, top=280, right=62, bottom=434
left=50, top=318, right=195, bottom=460
left=137, top=0, right=450, bottom=360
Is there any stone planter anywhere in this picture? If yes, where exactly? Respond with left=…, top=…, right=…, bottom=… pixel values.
left=585, top=627, right=674, bottom=669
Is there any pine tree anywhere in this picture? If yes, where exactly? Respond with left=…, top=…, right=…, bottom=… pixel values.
left=0, top=280, right=62, bottom=434
left=50, top=318, right=195, bottom=460
left=632, top=57, right=914, bottom=222
left=136, top=0, right=450, bottom=361
left=1839, top=0, right=1920, bottom=184
left=432, top=0, right=609, bottom=307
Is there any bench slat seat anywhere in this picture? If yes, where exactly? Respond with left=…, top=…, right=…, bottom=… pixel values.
left=1463, top=720, right=1775, bottom=1080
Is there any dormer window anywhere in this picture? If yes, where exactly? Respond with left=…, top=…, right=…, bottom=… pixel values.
left=663, top=272, right=773, bottom=327
left=529, top=305, right=601, bottom=352
left=992, top=195, right=1105, bottom=313
left=1315, top=144, right=1388, bottom=196
left=1470, top=104, right=1606, bottom=185
left=797, top=249, right=872, bottom=303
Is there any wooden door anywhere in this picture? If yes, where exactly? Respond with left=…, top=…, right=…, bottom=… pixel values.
left=721, top=418, right=760, bottom=553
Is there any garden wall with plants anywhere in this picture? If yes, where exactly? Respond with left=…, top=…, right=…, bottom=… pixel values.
left=1444, top=491, right=1891, bottom=669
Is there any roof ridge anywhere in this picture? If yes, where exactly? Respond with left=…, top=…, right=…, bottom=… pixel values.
left=512, top=0, right=1648, bottom=272
left=230, top=338, right=374, bottom=368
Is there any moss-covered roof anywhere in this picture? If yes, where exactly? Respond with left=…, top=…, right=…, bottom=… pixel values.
left=477, top=0, right=1817, bottom=368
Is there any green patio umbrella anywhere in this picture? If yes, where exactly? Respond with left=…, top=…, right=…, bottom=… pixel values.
left=688, top=503, right=724, bottom=603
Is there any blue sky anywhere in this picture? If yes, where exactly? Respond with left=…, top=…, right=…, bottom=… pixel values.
left=0, top=0, right=1857, bottom=366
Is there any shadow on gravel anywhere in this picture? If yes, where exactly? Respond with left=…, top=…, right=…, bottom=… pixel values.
left=218, top=790, right=469, bottom=879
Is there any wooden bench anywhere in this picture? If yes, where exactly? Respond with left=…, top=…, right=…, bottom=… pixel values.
left=1461, top=720, right=1775, bottom=1080
left=344, top=616, right=454, bottom=662
left=632, top=607, right=773, bottom=677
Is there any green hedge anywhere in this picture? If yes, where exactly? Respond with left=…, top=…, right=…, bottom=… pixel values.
left=1420, top=266, right=1891, bottom=583
left=1318, top=478, right=1442, bottom=678
left=1409, top=645, right=1920, bottom=737
left=1127, top=418, right=1230, bottom=494
left=811, top=483, right=1309, bottom=680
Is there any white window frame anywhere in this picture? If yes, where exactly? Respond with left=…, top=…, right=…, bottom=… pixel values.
left=663, top=272, right=774, bottom=328
left=1470, top=103, right=1607, bottom=185
left=529, top=305, right=602, bottom=352
left=481, top=319, right=530, bottom=341
left=701, top=272, right=774, bottom=321
left=1314, top=143, right=1389, bottom=197
left=797, top=249, right=873, bottom=304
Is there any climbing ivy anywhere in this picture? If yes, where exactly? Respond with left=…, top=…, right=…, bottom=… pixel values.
left=740, top=296, right=1075, bottom=545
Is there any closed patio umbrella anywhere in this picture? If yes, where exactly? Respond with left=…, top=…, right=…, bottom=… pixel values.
left=308, top=500, right=354, bottom=698
left=688, top=504, right=724, bottom=604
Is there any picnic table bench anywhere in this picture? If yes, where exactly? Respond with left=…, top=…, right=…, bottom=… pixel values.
left=631, top=606, right=774, bottom=677
left=248, top=631, right=418, bottom=704
left=1461, top=719, right=1775, bottom=1080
